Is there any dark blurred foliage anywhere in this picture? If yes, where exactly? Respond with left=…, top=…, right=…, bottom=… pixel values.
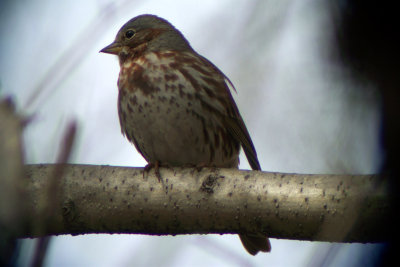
left=333, top=0, right=400, bottom=265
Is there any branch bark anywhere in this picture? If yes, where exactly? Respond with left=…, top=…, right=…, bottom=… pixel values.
left=21, top=164, right=390, bottom=243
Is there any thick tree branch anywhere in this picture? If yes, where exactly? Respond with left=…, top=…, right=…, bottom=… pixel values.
left=21, top=164, right=390, bottom=243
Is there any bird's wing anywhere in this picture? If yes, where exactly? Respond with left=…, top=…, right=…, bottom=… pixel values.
left=193, top=53, right=261, bottom=170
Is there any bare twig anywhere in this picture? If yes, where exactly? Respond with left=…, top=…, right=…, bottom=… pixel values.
left=31, top=120, right=77, bottom=267
left=0, top=98, right=25, bottom=265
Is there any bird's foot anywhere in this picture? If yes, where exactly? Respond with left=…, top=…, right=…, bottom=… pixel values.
left=143, top=161, right=162, bottom=182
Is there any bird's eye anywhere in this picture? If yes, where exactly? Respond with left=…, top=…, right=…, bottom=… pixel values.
left=125, top=30, right=135, bottom=39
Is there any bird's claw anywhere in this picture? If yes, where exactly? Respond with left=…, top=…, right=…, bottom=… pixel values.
left=143, top=161, right=162, bottom=182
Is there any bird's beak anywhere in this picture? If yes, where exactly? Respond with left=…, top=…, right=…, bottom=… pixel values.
left=100, top=41, right=122, bottom=55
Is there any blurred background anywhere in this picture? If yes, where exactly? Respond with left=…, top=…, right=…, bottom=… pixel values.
left=0, top=0, right=389, bottom=266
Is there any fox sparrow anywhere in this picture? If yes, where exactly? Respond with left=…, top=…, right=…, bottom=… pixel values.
left=100, top=14, right=270, bottom=255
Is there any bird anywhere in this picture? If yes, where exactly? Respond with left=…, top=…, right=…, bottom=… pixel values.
left=100, top=14, right=270, bottom=255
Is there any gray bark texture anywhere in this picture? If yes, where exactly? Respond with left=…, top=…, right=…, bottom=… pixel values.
left=22, top=164, right=390, bottom=243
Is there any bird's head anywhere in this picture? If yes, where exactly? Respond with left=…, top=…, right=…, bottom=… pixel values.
left=100, top=14, right=192, bottom=62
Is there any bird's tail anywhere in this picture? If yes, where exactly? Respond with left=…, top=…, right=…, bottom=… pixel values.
left=239, top=234, right=271, bottom=256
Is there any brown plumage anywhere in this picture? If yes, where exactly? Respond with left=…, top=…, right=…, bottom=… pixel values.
left=100, top=14, right=270, bottom=255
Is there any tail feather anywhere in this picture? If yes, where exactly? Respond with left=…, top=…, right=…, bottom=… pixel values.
left=239, top=234, right=271, bottom=256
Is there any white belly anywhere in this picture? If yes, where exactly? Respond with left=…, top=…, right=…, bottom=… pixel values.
left=120, top=89, right=211, bottom=165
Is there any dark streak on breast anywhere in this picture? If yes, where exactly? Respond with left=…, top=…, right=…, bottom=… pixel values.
left=164, top=73, right=179, bottom=82
left=126, top=63, right=161, bottom=95
left=178, top=67, right=201, bottom=92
